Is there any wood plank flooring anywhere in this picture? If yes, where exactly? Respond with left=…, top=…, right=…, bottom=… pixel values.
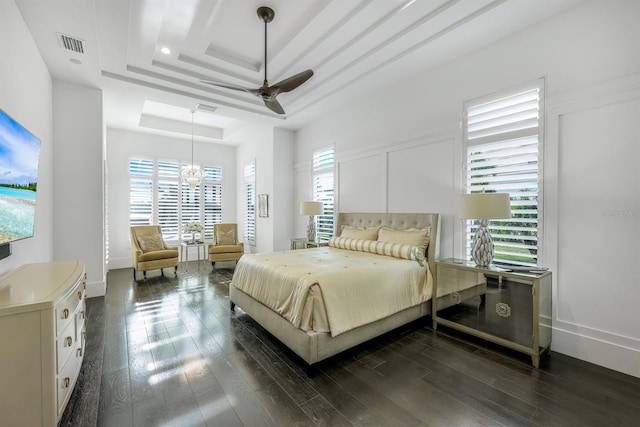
left=59, top=263, right=640, bottom=426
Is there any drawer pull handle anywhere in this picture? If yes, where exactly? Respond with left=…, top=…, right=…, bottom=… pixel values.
left=64, top=377, right=70, bottom=388
left=78, top=291, right=83, bottom=300
left=65, top=336, right=72, bottom=346
left=77, top=348, right=83, bottom=357
left=80, top=311, right=85, bottom=319
left=62, top=309, right=69, bottom=319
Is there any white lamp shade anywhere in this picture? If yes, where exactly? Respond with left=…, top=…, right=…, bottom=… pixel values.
left=460, top=193, right=511, bottom=219
left=300, top=201, right=323, bottom=216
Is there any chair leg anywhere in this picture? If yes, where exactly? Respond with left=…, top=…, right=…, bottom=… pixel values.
left=133, top=268, right=136, bottom=280
left=161, top=268, right=164, bottom=276
left=174, top=266, right=177, bottom=275
left=143, top=271, right=147, bottom=279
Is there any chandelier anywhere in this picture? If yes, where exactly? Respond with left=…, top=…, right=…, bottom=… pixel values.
left=181, top=109, right=204, bottom=187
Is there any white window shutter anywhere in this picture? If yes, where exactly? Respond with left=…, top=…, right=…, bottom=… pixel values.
left=463, top=80, right=544, bottom=267
left=312, top=147, right=335, bottom=241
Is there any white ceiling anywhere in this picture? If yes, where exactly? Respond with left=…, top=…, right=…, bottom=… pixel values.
left=16, top=0, right=583, bottom=145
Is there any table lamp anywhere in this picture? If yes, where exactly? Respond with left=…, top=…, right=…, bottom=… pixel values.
left=460, top=192, right=511, bottom=267
left=300, top=201, right=323, bottom=243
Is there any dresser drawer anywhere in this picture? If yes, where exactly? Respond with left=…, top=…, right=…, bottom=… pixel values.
left=56, top=318, right=76, bottom=373
left=76, top=304, right=86, bottom=342
left=56, top=348, right=81, bottom=416
left=55, top=281, right=83, bottom=335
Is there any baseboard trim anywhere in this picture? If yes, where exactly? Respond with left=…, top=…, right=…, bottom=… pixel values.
left=108, top=257, right=131, bottom=271
left=86, top=279, right=106, bottom=298
left=552, top=327, right=640, bottom=378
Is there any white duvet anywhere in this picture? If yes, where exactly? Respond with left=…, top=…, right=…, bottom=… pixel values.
left=231, top=247, right=432, bottom=337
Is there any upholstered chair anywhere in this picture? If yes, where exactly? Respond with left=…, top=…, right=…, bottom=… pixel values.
left=130, top=225, right=179, bottom=280
left=208, top=223, right=244, bottom=268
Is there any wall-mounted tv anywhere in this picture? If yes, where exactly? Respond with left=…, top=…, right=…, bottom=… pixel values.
left=0, top=108, right=41, bottom=246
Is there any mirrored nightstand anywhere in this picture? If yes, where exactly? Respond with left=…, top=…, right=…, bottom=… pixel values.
left=434, top=258, right=552, bottom=367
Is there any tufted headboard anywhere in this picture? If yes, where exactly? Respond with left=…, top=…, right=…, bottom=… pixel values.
left=336, top=212, right=441, bottom=282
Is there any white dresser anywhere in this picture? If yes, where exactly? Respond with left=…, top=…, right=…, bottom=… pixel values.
left=0, top=260, right=86, bottom=426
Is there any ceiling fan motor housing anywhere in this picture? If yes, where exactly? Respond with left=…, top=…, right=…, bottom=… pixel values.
left=257, top=6, right=275, bottom=23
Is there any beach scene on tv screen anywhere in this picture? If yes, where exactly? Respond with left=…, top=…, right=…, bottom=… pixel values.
left=0, top=110, right=40, bottom=244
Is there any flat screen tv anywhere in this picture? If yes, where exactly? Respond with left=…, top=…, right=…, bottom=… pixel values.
left=0, top=108, right=41, bottom=246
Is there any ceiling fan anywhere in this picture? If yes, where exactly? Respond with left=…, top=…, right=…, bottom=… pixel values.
left=201, top=6, right=313, bottom=115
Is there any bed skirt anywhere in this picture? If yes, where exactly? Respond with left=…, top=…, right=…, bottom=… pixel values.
left=230, top=285, right=431, bottom=366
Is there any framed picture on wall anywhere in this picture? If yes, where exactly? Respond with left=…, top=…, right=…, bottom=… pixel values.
left=258, top=194, right=269, bottom=217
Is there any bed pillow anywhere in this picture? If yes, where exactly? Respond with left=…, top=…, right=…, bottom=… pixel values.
left=378, top=227, right=430, bottom=251
left=329, top=236, right=424, bottom=263
left=137, top=234, right=165, bottom=253
left=339, top=225, right=380, bottom=240
left=216, top=229, right=236, bottom=245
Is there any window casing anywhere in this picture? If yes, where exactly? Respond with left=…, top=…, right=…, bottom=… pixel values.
left=463, top=79, right=544, bottom=267
left=243, top=161, right=256, bottom=244
left=312, top=147, right=335, bottom=241
left=128, top=158, right=222, bottom=241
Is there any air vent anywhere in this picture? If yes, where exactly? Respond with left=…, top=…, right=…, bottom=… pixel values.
left=57, top=33, right=85, bottom=54
left=196, top=103, right=218, bottom=113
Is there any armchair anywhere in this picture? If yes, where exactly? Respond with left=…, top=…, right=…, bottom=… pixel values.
left=208, top=223, right=244, bottom=268
left=130, top=225, right=179, bottom=280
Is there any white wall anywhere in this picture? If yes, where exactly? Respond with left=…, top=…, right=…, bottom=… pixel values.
left=272, top=128, right=295, bottom=251
left=0, top=0, right=53, bottom=276
left=234, top=125, right=296, bottom=253
left=293, top=0, right=640, bottom=377
left=106, top=128, right=237, bottom=269
left=52, top=81, right=105, bottom=297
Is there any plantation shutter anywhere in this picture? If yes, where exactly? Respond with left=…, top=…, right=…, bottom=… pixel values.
left=157, top=160, right=180, bottom=240
left=203, top=166, right=223, bottom=241
left=464, top=79, right=543, bottom=266
left=129, top=159, right=153, bottom=226
left=244, top=161, right=256, bottom=243
left=128, top=157, right=224, bottom=243
left=181, top=179, right=201, bottom=239
left=312, top=147, right=335, bottom=241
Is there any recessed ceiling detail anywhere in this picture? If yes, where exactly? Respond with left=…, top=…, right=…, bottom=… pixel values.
left=15, top=0, right=586, bottom=140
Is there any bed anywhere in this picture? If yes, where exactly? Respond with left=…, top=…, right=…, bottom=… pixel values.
left=229, top=212, right=469, bottom=368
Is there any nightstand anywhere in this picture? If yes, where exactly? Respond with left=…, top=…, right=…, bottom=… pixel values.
left=290, top=238, right=308, bottom=250
left=305, top=241, right=328, bottom=248
left=434, top=258, right=552, bottom=367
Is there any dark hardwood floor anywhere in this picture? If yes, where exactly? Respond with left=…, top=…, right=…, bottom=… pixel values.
left=60, top=262, right=640, bottom=426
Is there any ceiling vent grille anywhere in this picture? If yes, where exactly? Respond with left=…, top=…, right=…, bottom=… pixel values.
left=57, top=33, right=85, bottom=54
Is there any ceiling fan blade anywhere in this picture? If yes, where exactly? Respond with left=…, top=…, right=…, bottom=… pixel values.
left=264, top=99, right=285, bottom=115
left=272, top=69, right=314, bottom=93
left=200, top=79, right=258, bottom=95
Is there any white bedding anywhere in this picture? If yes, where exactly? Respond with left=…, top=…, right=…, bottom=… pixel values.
left=231, top=247, right=433, bottom=337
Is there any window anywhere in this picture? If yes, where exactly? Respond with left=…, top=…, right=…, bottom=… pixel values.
left=312, top=146, right=335, bottom=241
left=243, top=161, right=256, bottom=243
left=203, top=167, right=223, bottom=241
left=463, top=79, right=544, bottom=266
left=129, top=159, right=153, bottom=227
left=128, top=158, right=222, bottom=241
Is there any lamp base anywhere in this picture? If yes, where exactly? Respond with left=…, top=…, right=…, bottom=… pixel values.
left=471, top=219, right=494, bottom=267
left=306, top=216, right=316, bottom=243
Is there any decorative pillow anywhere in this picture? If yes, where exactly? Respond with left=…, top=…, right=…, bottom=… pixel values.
left=217, top=229, right=236, bottom=245
left=329, top=236, right=425, bottom=263
left=339, top=225, right=380, bottom=240
left=137, top=234, right=165, bottom=253
left=378, top=227, right=430, bottom=249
